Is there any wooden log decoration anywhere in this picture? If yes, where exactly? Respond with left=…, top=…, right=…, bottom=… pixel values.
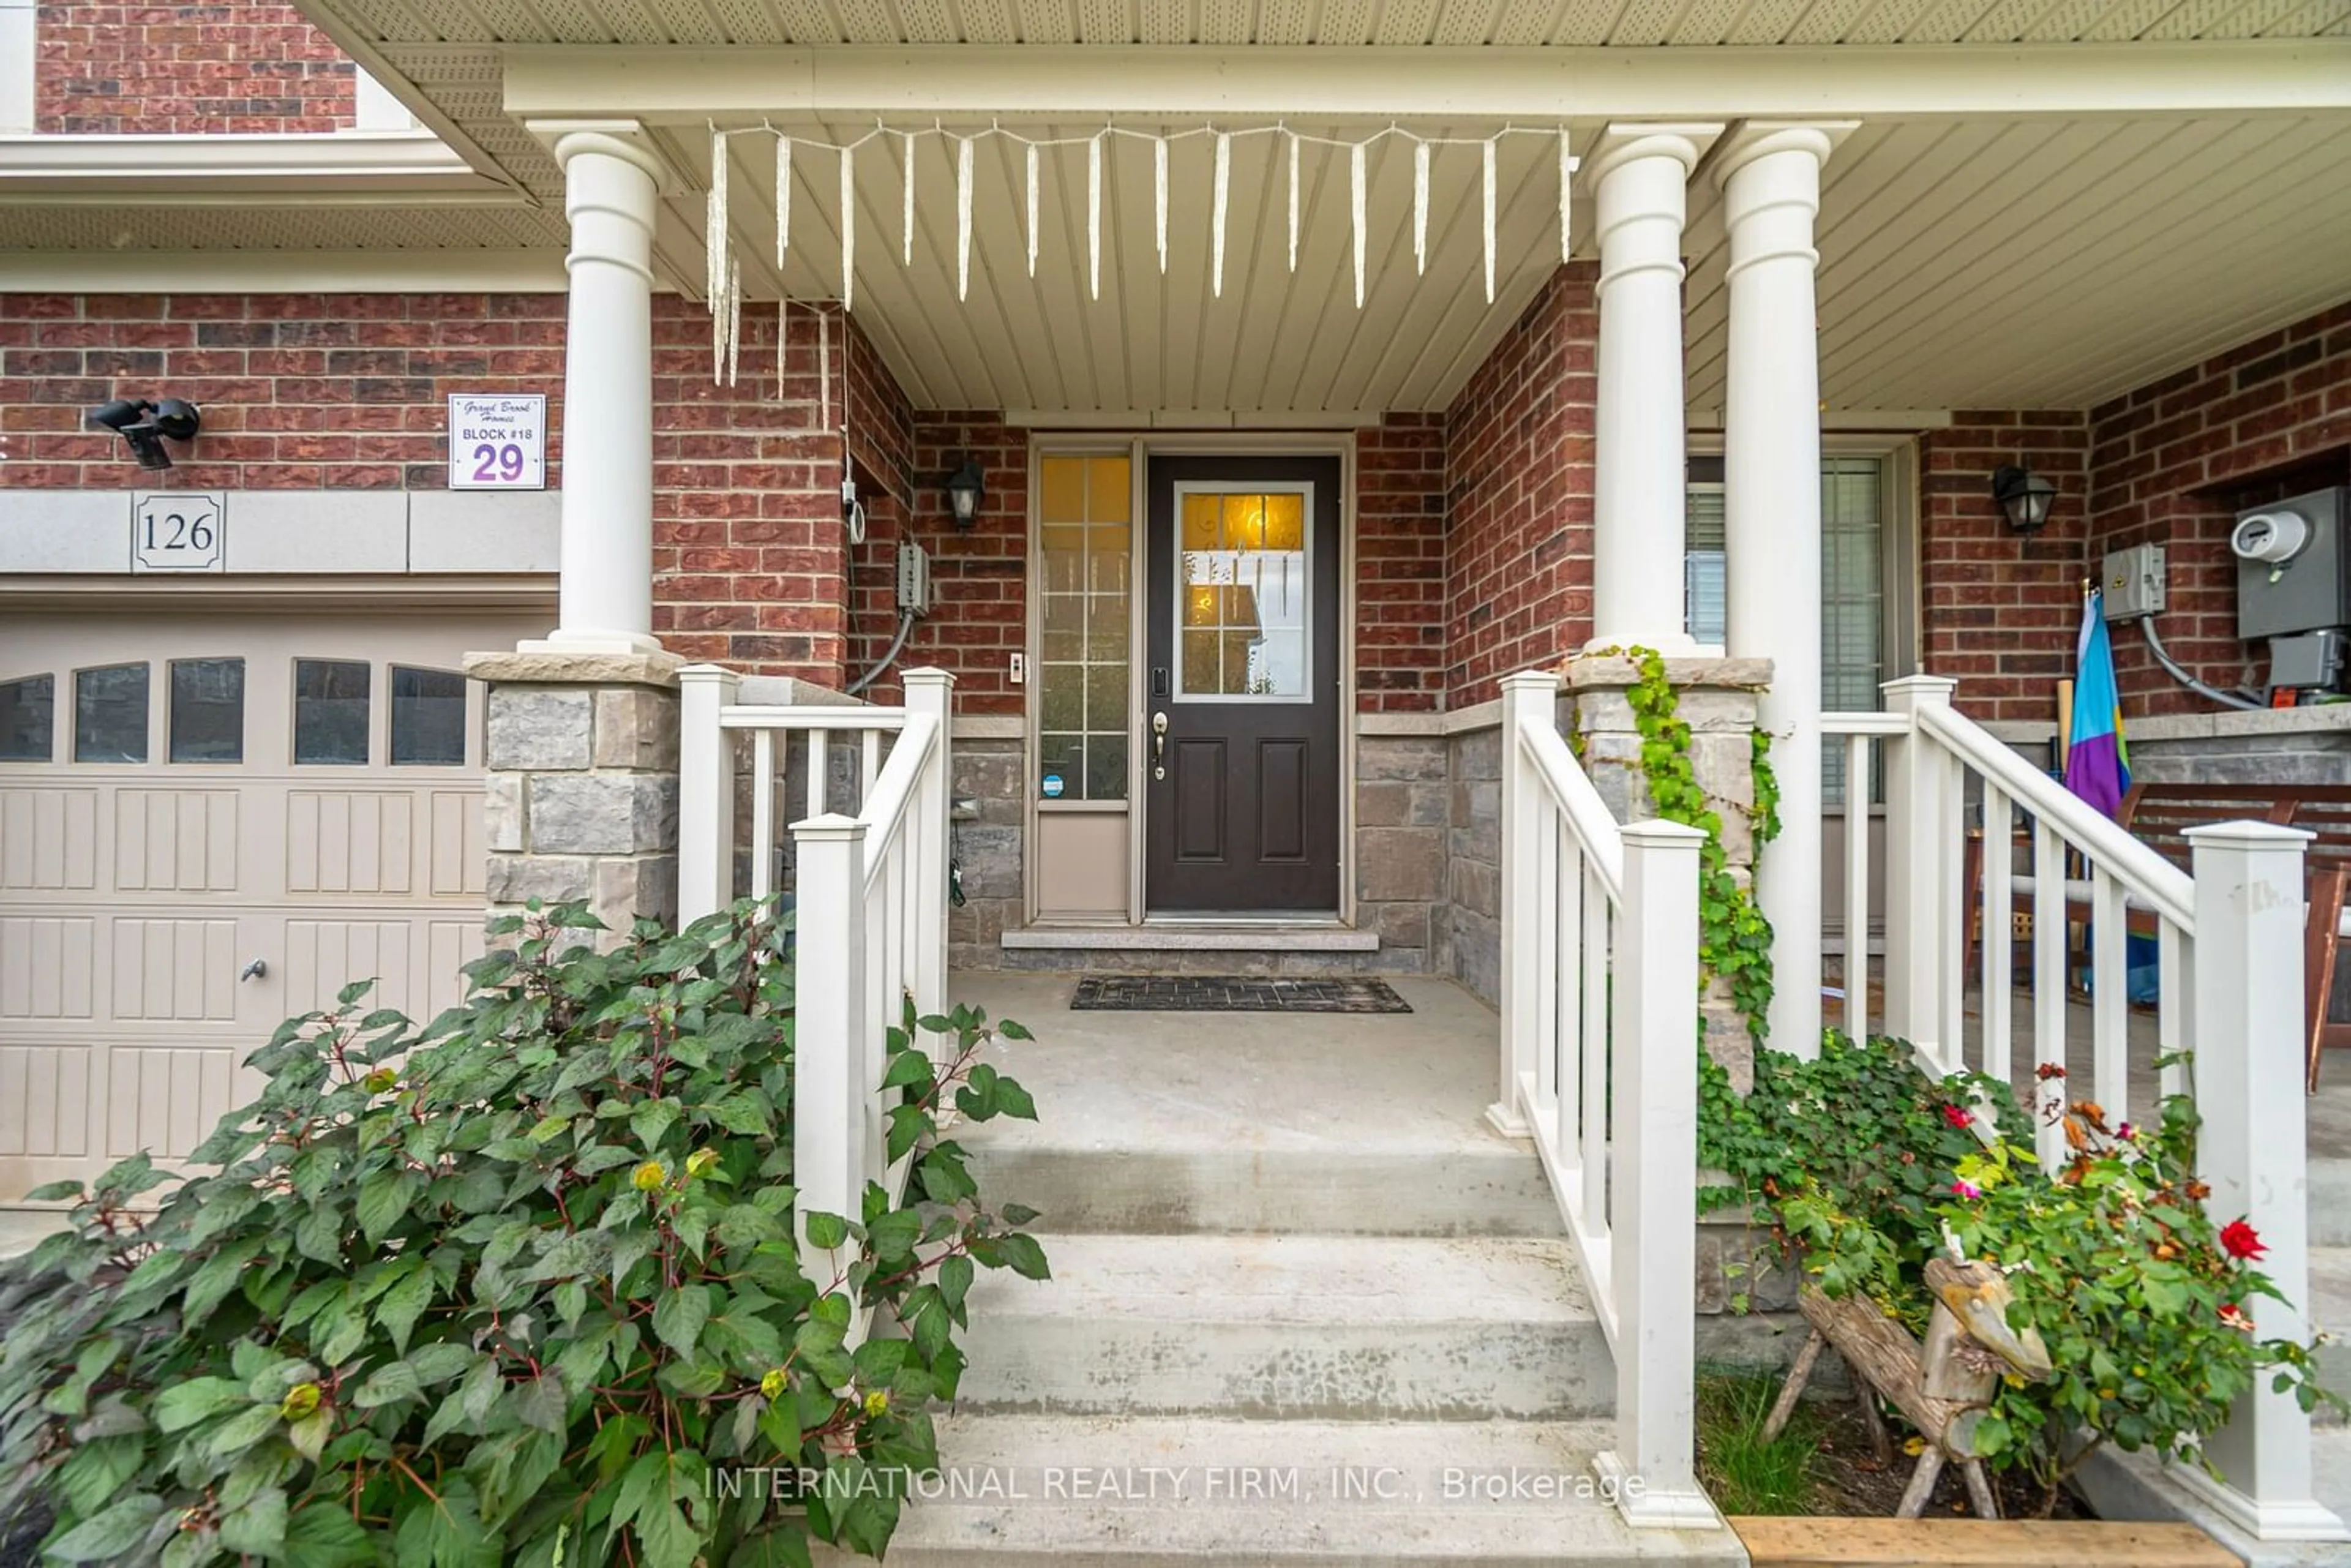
left=1764, top=1255, right=2055, bottom=1521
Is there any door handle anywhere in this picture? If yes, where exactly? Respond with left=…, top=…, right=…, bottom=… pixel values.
left=1151, top=711, right=1168, bottom=781
left=239, top=958, right=268, bottom=982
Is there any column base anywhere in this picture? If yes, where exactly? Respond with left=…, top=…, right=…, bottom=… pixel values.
left=520, top=628, right=667, bottom=657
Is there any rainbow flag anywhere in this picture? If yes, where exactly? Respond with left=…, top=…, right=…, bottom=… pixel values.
left=2066, top=591, right=2131, bottom=817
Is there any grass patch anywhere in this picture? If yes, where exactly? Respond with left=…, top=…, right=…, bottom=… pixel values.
left=1695, top=1369, right=1823, bottom=1516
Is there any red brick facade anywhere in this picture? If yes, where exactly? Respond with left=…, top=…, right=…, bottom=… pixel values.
left=1917, top=412, right=2091, bottom=725
left=2088, top=306, right=2351, bottom=715
left=36, top=0, right=358, bottom=135
left=1439, top=264, right=1599, bottom=708
left=1355, top=413, right=1449, bottom=713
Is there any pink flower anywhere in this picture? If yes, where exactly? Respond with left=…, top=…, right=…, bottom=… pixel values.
left=2219, top=1302, right=2255, bottom=1333
left=2219, top=1220, right=2267, bottom=1262
left=1942, top=1105, right=1973, bottom=1130
left=1951, top=1180, right=1983, bottom=1200
left=2115, top=1122, right=2135, bottom=1139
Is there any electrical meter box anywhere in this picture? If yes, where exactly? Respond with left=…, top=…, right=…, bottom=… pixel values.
left=2099, top=544, right=2167, bottom=621
left=895, top=541, right=931, bottom=617
left=2233, top=486, right=2349, bottom=641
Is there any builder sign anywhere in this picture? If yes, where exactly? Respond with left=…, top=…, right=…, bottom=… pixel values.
left=447, top=394, right=549, bottom=490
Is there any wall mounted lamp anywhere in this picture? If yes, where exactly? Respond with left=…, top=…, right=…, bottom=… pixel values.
left=945, top=454, right=985, bottom=529
left=87, top=397, right=201, bottom=471
left=1990, top=463, right=2058, bottom=535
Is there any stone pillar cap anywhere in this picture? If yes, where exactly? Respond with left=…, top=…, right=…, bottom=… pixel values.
left=464, top=649, right=688, bottom=690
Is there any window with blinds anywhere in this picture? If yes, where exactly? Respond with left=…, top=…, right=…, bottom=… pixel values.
left=1684, top=454, right=1888, bottom=807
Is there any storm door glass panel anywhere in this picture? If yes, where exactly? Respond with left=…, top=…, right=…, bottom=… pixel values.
left=1685, top=461, right=1727, bottom=645
left=1821, top=457, right=1886, bottom=806
left=1176, top=489, right=1308, bottom=699
left=73, top=664, right=148, bottom=763
left=1036, top=454, right=1132, bottom=801
left=391, top=667, right=467, bottom=765
left=168, top=658, right=245, bottom=763
left=0, top=674, right=54, bottom=762
left=294, top=659, right=372, bottom=765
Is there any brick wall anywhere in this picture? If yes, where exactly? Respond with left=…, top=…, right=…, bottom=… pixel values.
left=1440, top=263, right=1599, bottom=709
left=36, top=0, right=358, bottom=135
left=1917, top=411, right=2091, bottom=725
left=0, top=292, right=853, bottom=689
left=1354, top=413, right=1448, bottom=713
left=2087, top=305, right=2351, bottom=715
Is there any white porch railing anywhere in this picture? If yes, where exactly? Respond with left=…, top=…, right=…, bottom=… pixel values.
left=1493, top=670, right=1715, bottom=1530
left=1828, top=674, right=2342, bottom=1542
left=677, top=666, right=954, bottom=1299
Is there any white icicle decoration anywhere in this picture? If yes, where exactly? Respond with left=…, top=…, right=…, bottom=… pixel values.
left=711, top=247, right=724, bottom=375
left=775, top=136, right=792, bottom=270
left=1211, top=131, right=1231, bottom=298
left=1154, top=136, right=1169, bottom=275
left=1412, top=140, right=1429, bottom=277
left=707, top=129, right=728, bottom=310
left=839, top=142, right=856, bottom=312
left=955, top=136, right=974, bottom=301
left=1026, top=141, right=1040, bottom=278
left=1350, top=140, right=1366, bottom=309
left=1087, top=134, right=1102, bottom=301
left=1481, top=138, right=1497, bottom=304
left=1286, top=131, right=1299, bottom=273
left=1558, top=130, right=1577, bottom=264
left=726, top=254, right=743, bottom=387
left=901, top=131, right=915, bottom=266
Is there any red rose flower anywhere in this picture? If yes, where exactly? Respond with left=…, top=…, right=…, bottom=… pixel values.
left=2036, top=1063, right=2068, bottom=1081
left=2219, top=1219, right=2267, bottom=1262
left=2218, top=1302, right=2255, bottom=1333
left=1941, top=1104, right=1973, bottom=1130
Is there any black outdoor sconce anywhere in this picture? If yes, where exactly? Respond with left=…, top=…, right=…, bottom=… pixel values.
left=945, top=453, right=985, bottom=529
left=87, top=397, right=201, bottom=470
left=1991, top=463, right=2058, bottom=535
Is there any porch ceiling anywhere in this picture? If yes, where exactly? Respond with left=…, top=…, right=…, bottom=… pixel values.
left=653, top=110, right=2351, bottom=416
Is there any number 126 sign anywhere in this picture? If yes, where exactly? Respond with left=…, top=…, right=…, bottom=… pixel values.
left=446, top=394, right=548, bottom=490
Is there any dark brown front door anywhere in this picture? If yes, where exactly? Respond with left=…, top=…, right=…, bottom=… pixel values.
left=1144, top=455, right=1342, bottom=913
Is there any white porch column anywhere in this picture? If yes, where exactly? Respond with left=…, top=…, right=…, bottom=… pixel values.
left=1717, top=122, right=1850, bottom=1058
left=1585, top=122, right=1718, bottom=653
left=524, top=123, right=668, bottom=655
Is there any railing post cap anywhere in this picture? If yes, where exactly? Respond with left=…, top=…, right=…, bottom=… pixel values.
left=902, top=667, right=956, bottom=686
left=2183, top=819, right=2316, bottom=849
left=678, top=662, right=740, bottom=680
left=1882, top=673, right=1958, bottom=702
left=792, top=811, right=869, bottom=839
left=1621, top=817, right=1709, bottom=846
left=1499, top=669, right=1564, bottom=691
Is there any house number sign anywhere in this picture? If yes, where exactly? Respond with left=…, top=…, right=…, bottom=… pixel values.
left=447, top=393, right=548, bottom=490
left=130, top=492, right=226, bottom=573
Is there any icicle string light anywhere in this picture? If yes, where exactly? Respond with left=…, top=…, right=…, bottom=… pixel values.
left=839, top=142, right=855, bottom=312
left=1349, top=140, right=1366, bottom=310
left=1026, top=141, right=1040, bottom=278
left=1412, top=140, right=1429, bottom=277
left=1153, top=137, right=1169, bottom=276
left=1087, top=134, right=1103, bottom=301
left=901, top=130, right=915, bottom=266
left=1210, top=131, right=1231, bottom=298
left=1481, top=138, right=1497, bottom=305
left=694, top=120, right=1579, bottom=373
left=1286, top=131, right=1299, bottom=274
left=955, top=134, right=973, bottom=301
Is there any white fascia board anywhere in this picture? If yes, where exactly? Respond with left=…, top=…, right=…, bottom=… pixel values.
left=501, top=40, right=2351, bottom=122
left=0, top=248, right=567, bottom=292
left=0, top=130, right=516, bottom=198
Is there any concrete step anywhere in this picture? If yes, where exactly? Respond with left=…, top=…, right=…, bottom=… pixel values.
left=2312, top=1159, right=2351, bottom=1249
left=2313, top=1245, right=2350, bottom=1423
left=853, top=1412, right=1741, bottom=1567
left=955, top=1234, right=1611, bottom=1422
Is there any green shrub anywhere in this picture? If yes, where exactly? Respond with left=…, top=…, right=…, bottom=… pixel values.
left=1704, top=1035, right=2338, bottom=1514
left=0, top=899, right=1046, bottom=1567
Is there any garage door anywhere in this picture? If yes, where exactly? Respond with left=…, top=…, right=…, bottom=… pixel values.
left=0, top=609, right=546, bottom=1197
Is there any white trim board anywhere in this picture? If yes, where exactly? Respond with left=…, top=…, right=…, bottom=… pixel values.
left=0, top=250, right=567, bottom=292
left=0, top=130, right=506, bottom=198
left=0, top=489, right=561, bottom=576
left=501, top=41, right=2351, bottom=122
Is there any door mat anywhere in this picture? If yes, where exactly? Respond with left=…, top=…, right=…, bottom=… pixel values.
left=1070, top=977, right=1412, bottom=1013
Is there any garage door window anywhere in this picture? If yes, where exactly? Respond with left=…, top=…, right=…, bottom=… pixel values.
left=391, top=667, right=467, bottom=766
left=0, top=675, right=51, bottom=762
left=294, top=659, right=372, bottom=765
left=73, top=664, right=148, bottom=763
left=168, top=658, right=245, bottom=764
